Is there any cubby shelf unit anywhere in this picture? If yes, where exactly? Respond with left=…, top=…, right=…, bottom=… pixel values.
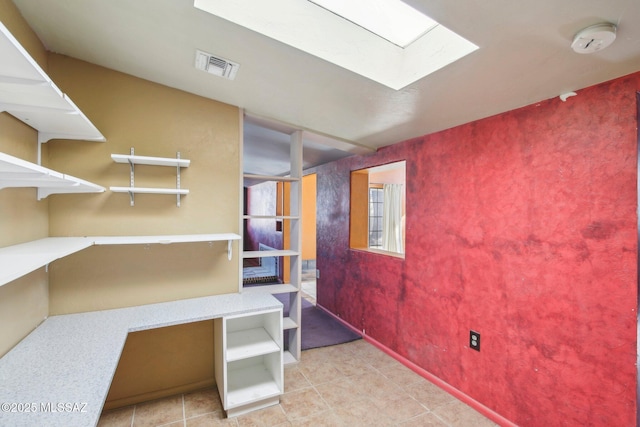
left=0, top=233, right=241, bottom=288
left=241, top=131, right=303, bottom=365
left=110, top=150, right=190, bottom=206
left=0, top=151, right=105, bottom=199
left=214, top=309, right=283, bottom=417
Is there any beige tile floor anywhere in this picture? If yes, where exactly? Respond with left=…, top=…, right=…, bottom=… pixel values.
left=98, top=339, right=498, bottom=427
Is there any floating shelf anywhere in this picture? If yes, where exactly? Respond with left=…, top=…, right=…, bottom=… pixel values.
left=0, top=22, right=105, bottom=142
left=0, top=151, right=105, bottom=199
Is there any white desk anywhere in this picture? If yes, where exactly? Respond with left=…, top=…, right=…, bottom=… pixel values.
left=0, top=292, right=282, bottom=427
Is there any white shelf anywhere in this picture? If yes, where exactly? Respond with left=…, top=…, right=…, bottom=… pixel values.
left=0, top=22, right=105, bottom=142
left=111, top=149, right=189, bottom=206
left=282, top=317, right=298, bottom=330
left=283, top=351, right=297, bottom=366
left=111, top=154, right=190, bottom=168
left=0, top=233, right=241, bottom=287
left=243, top=250, right=299, bottom=258
left=227, top=364, right=281, bottom=409
left=243, top=215, right=300, bottom=220
left=0, top=151, right=105, bottom=199
left=109, top=186, right=189, bottom=195
left=227, top=328, right=280, bottom=362
left=0, top=237, right=93, bottom=287
left=242, top=284, right=298, bottom=294
left=93, top=233, right=240, bottom=245
left=243, top=174, right=300, bottom=187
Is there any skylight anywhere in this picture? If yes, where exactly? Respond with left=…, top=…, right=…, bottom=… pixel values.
left=194, top=0, right=478, bottom=90
left=308, top=0, right=438, bottom=48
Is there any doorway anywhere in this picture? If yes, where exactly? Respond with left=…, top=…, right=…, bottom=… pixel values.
left=301, top=173, right=317, bottom=304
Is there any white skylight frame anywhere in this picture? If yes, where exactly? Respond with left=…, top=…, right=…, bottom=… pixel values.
left=308, top=0, right=438, bottom=48
left=194, top=0, right=478, bottom=90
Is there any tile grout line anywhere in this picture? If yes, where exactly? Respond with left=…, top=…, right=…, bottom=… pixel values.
left=181, top=393, right=186, bottom=427
left=130, top=404, right=136, bottom=427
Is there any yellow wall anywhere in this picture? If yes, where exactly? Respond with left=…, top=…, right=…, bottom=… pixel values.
left=302, top=174, right=317, bottom=260
left=104, top=320, right=215, bottom=410
left=350, top=169, right=369, bottom=249
left=45, top=54, right=240, bottom=313
left=0, top=0, right=49, bottom=357
left=0, top=0, right=242, bottom=406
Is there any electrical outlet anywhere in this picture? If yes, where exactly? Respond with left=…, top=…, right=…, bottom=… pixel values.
left=316, top=269, right=320, bottom=279
left=470, top=330, right=480, bottom=351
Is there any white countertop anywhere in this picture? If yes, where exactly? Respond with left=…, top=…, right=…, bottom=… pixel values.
left=0, top=292, right=282, bottom=427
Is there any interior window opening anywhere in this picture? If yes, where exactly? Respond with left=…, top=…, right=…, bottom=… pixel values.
left=350, top=160, right=406, bottom=257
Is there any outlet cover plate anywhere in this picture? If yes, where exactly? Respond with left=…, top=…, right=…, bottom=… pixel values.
left=470, top=330, right=480, bottom=351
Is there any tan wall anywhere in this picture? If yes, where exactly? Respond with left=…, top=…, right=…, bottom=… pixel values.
left=1, top=1, right=242, bottom=405
left=302, top=174, right=316, bottom=260
left=104, top=320, right=215, bottom=410
left=0, top=0, right=50, bottom=357
left=42, top=55, right=240, bottom=406
left=45, top=54, right=240, bottom=313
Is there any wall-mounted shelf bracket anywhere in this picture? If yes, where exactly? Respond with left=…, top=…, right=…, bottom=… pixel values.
left=110, top=148, right=189, bottom=207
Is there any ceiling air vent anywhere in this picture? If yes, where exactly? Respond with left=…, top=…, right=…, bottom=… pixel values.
left=195, top=49, right=239, bottom=80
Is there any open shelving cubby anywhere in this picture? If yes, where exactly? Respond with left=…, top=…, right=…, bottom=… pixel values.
left=242, top=131, right=303, bottom=365
left=214, top=308, right=283, bottom=417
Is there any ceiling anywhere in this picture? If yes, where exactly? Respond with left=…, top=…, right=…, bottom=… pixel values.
left=11, top=0, right=640, bottom=173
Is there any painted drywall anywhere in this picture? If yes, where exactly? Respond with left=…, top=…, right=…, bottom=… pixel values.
left=314, top=73, right=638, bottom=426
left=104, top=320, right=215, bottom=410
left=302, top=173, right=317, bottom=260
left=36, top=54, right=241, bottom=406
left=0, top=0, right=50, bottom=357
left=1, top=1, right=242, bottom=403
left=45, top=54, right=240, bottom=313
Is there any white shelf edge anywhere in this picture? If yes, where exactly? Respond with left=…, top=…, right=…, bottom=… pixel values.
left=283, top=351, right=298, bottom=366
left=111, top=154, right=190, bottom=168
left=0, top=233, right=241, bottom=286
left=226, top=365, right=281, bottom=409
left=242, top=284, right=298, bottom=294
left=0, top=22, right=105, bottom=143
left=93, top=233, right=241, bottom=245
left=110, top=186, right=189, bottom=195
left=243, top=250, right=299, bottom=258
left=0, top=152, right=105, bottom=198
left=243, top=215, right=300, bottom=220
left=226, top=328, right=281, bottom=362
left=282, top=317, right=298, bottom=330
left=0, top=237, right=93, bottom=287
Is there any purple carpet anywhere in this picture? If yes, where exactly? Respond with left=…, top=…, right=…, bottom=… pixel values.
left=274, top=294, right=362, bottom=350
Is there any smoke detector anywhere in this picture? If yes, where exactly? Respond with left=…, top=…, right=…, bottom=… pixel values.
left=571, top=23, right=617, bottom=54
left=195, top=50, right=239, bottom=80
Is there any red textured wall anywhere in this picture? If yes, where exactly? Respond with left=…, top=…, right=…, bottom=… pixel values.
left=315, top=72, right=639, bottom=426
